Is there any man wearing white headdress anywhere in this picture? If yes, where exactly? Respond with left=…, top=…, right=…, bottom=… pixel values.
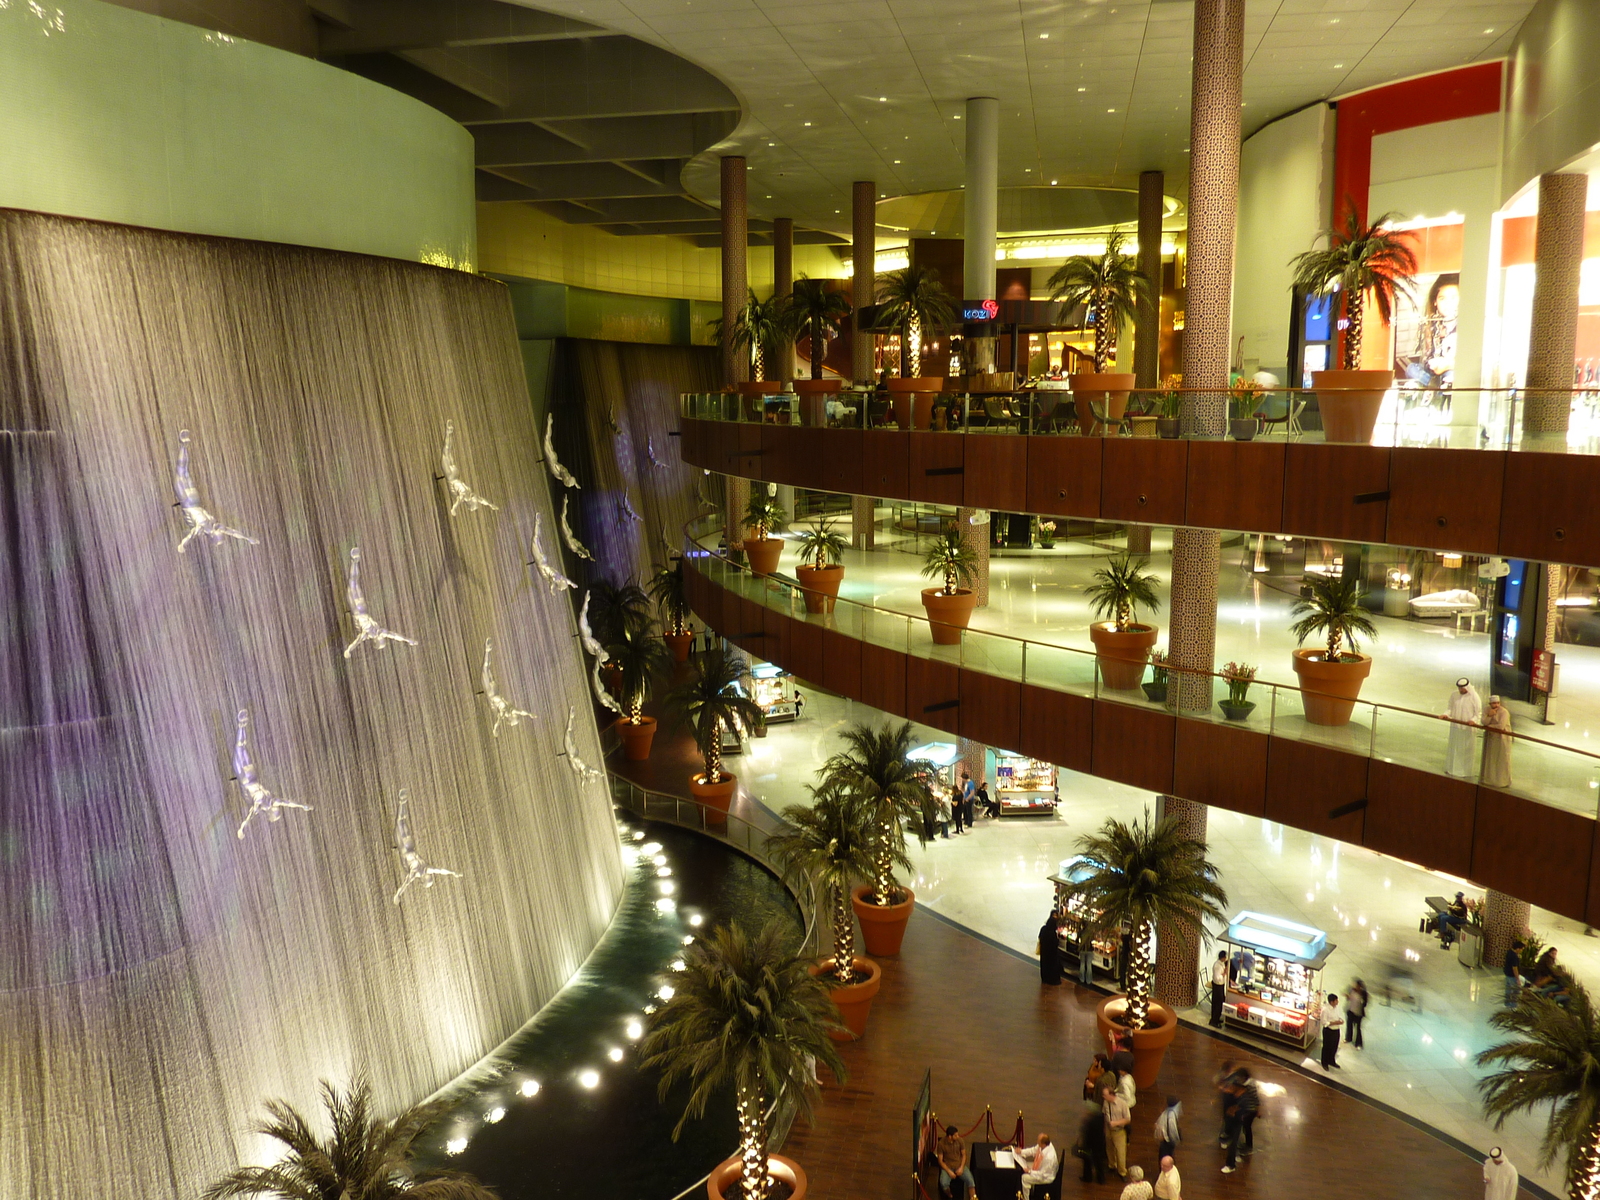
left=1441, top=677, right=1481, bottom=776
left=1481, top=696, right=1514, bottom=788
left=1482, top=1147, right=1517, bottom=1200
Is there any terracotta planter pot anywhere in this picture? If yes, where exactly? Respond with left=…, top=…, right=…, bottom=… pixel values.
left=689, top=772, right=738, bottom=824
left=664, top=631, right=694, bottom=662
left=920, top=587, right=978, bottom=645
left=615, top=716, right=658, bottom=761
left=808, top=956, right=882, bottom=1041
left=851, top=884, right=915, bottom=956
left=1095, top=995, right=1178, bottom=1090
left=1089, top=622, right=1158, bottom=691
left=736, top=381, right=782, bottom=395
left=1312, top=369, right=1393, bottom=444
left=744, top=537, right=784, bottom=576
left=1291, top=648, right=1373, bottom=726
left=795, top=563, right=844, bottom=613
left=707, top=1153, right=808, bottom=1200
left=793, top=378, right=843, bottom=394
left=888, top=376, right=943, bottom=431
left=1069, top=372, right=1137, bottom=434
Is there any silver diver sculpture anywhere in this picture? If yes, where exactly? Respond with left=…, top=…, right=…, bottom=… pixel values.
left=560, top=494, right=594, bottom=561
left=591, top=656, right=623, bottom=715
left=174, top=430, right=259, bottom=553
left=481, top=637, right=536, bottom=736
left=577, top=590, right=608, bottom=661
left=621, top=492, right=643, bottom=524
left=529, top=513, right=577, bottom=594
left=233, top=708, right=311, bottom=839
left=442, top=421, right=500, bottom=515
left=343, top=547, right=418, bottom=659
left=392, top=788, right=461, bottom=904
left=562, top=706, right=601, bottom=782
left=544, top=413, right=580, bottom=489
left=647, top=437, right=667, bottom=469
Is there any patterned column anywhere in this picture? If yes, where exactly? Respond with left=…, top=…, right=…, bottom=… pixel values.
left=853, top=181, right=877, bottom=383
left=1136, top=170, right=1164, bottom=390
left=1538, top=562, right=1560, bottom=723
left=1154, top=794, right=1208, bottom=1009
left=851, top=494, right=876, bottom=551
left=1483, top=889, right=1531, bottom=973
left=960, top=739, right=988, bottom=789
left=725, top=476, right=749, bottom=553
left=1166, top=528, right=1220, bottom=713
left=1524, top=173, right=1587, bottom=437
left=721, top=156, right=749, bottom=387
left=1179, top=0, right=1244, bottom=437
left=1126, top=525, right=1152, bottom=555
left=956, top=507, right=990, bottom=608
left=773, top=217, right=795, bottom=383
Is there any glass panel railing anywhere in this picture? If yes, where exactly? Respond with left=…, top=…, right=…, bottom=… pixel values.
left=957, top=625, right=1026, bottom=681
left=1020, top=641, right=1097, bottom=699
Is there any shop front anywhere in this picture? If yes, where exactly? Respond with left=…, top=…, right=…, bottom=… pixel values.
left=1219, top=911, right=1335, bottom=1051
left=994, top=752, right=1058, bottom=817
left=749, top=661, right=799, bottom=723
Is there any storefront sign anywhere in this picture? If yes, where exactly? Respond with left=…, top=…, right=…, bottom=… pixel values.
left=961, top=299, right=1000, bottom=321
left=1532, top=647, right=1554, bottom=693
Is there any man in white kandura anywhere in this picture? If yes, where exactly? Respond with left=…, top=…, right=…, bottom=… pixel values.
left=441, top=420, right=500, bottom=515
left=344, top=547, right=419, bottom=659
left=1442, top=677, right=1482, bottom=776
left=392, top=789, right=460, bottom=904
left=482, top=637, right=536, bottom=736
left=1483, top=1147, right=1517, bottom=1200
left=174, top=430, right=259, bottom=552
left=234, top=709, right=311, bottom=839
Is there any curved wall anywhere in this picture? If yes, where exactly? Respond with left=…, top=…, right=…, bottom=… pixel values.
left=0, top=211, right=621, bottom=1198
left=0, top=0, right=475, bottom=267
left=1505, top=0, right=1600, bottom=198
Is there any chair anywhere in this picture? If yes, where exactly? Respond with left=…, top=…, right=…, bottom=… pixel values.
left=1256, top=396, right=1307, bottom=440
left=981, top=395, right=1021, bottom=431
left=1088, top=399, right=1130, bottom=437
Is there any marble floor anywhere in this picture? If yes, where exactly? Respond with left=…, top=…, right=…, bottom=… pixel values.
left=733, top=688, right=1597, bottom=1197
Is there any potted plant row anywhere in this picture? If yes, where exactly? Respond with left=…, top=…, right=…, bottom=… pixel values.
left=919, top=520, right=980, bottom=644
left=1087, top=551, right=1162, bottom=691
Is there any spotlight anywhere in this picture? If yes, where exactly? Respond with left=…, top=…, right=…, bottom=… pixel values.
left=446, top=1137, right=468, bottom=1155
left=486, top=1107, right=505, bottom=1124
left=626, top=1020, right=644, bottom=1040
left=642, top=842, right=662, bottom=855
left=655, top=898, right=677, bottom=914
left=659, top=985, right=676, bottom=1000
left=671, top=959, right=686, bottom=971
left=520, top=1079, right=541, bottom=1098
left=632, top=831, right=644, bottom=841
left=652, top=854, right=667, bottom=866
left=689, top=914, right=703, bottom=927
left=579, top=1069, right=600, bottom=1089
left=683, top=935, right=695, bottom=945
left=659, top=881, right=676, bottom=896
left=608, top=1047, right=624, bottom=1062
left=657, top=866, right=672, bottom=878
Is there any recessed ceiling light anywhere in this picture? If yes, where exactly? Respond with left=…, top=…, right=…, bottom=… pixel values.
left=1484, top=27, right=1495, bottom=33
left=1077, top=87, right=1087, bottom=93
left=767, top=142, right=775, bottom=146
left=1025, top=168, right=1032, bottom=172
left=1334, top=63, right=1344, bottom=69
left=803, top=121, right=812, bottom=127
left=765, top=194, right=772, bottom=198
left=1107, top=108, right=1116, bottom=113
left=893, top=160, right=901, bottom=164
left=1051, top=179, right=1058, bottom=185
left=954, top=114, right=961, bottom=119
left=834, top=209, right=841, bottom=213
left=1040, top=32, right=1049, bottom=38
left=878, top=96, right=887, bottom=102
left=1329, top=16, right=1340, bottom=23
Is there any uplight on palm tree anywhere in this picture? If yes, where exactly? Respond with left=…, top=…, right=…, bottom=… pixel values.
left=785, top=276, right=852, bottom=380
left=1289, top=209, right=1418, bottom=369
left=1058, top=810, right=1229, bottom=1029
left=642, top=921, right=847, bottom=1200
left=1289, top=575, right=1377, bottom=661
left=664, top=647, right=766, bottom=785
left=1046, top=230, right=1150, bottom=374
left=876, top=264, right=954, bottom=378
left=710, top=288, right=787, bottom=381
left=649, top=558, right=691, bottom=637
left=606, top=619, right=672, bottom=725
left=768, top=782, right=878, bottom=984
left=817, top=720, right=931, bottom=907
left=920, top=521, right=978, bottom=596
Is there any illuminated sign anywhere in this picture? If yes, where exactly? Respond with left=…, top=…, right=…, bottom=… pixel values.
left=961, top=299, right=1000, bottom=321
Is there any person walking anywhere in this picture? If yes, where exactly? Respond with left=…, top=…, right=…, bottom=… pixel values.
left=1039, top=912, right=1064, bottom=986
left=1119, top=1165, right=1153, bottom=1200
left=961, top=772, right=977, bottom=827
left=1345, top=979, right=1368, bottom=1049
left=1153, top=1156, right=1181, bottom=1200
left=1209, top=950, right=1229, bottom=1027
left=1504, top=938, right=1525, bottom=1007
left=1221, top=1069, right=1259, bottom=1173
left=1152, top=1095, right=1182, bottom=1161
left=1320, top=994, right=1344, bottom=1070
left=1078, top=1099, right=1108, bottom=1185
left=1212, top=1060, right=1236, bottom=1141
left=1483, top=1147, right=1518, bottom=1200
left=1103, top=1082, right=1131, bottom=1179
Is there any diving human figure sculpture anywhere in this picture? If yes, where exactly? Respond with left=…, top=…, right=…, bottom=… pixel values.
left=441, top=420, right=500, bottom=515
left=529, top=513, right=577, bottom=594
left=563, top=706, right=601, bottom=782
left=392, top=788, right=461, bottom=904
left=481, top=637, right=536, bottom=736
left=233, top=709, right=311, bottom=839
left=344, top=548, right=418, bottom=659
left=174, top=430, right=259, bottom=552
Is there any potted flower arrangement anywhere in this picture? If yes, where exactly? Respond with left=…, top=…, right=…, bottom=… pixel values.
left=1050, top=230, right=1151, bottom=433
left=1156, top=375, right=1182, bottom=439
left=1142, top=650, right=1169, bottom=703
left=1086, top=552, right=1162, bottom=691
left=918, top=521, right=980, bottom=644
left=650, top=558, right=695, bottom=662
left=1289, top=576, right=1378, bottom=726
left=742, top=490, right=787, bottom=577
left=1219, top=661, right=1256, bottom=721
left=1228, top=384, right=1261, bottom=441
left=663, top=647, right=767, bottom=816
left=794, top=518, right=848, bottom=613
left=608, top=619, right=674, bottom=759
left=1035, top=517, right=1058, bottom=549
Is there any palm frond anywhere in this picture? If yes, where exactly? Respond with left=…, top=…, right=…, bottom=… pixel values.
left=1288, top=575, right=1378, bottom=657
left=919, top=521, right=978, bottom=594
left=795, top=518, right=848, bottom=569
left=1083, top=552, right=1162, bottom=630
left=663, top=647, right=766, bottom=777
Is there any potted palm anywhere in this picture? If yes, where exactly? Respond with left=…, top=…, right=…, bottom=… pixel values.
left=1141, top=650, right=1169, bottom=704
left=642, top=921, right=846, bottom=1200
left=876, top=264, right=954, bottom=429
left=201, top=1078, right=497, bottom=1200
left=1086, top=552, right=1162, bottom=691
left=821, top=721, right=933, bottom=958
left=1219, top=661, right=1256, bottom=721
left=785, top=277, right=852, bottom=422
left=710, top=288, right=788, bottom=401
left=918, top=520, right=980, bottom=644
left=1289, top=576, right=1378, bottom=726
left=1060, top=810, right=1229, bottom=1088
left=1289, top=210, right=1417, bottom=442
left=663, top=647, right=767, bottom=816
left=1049, top=230, right=1150, bottom=434
left=651, top=558, right=695, bottom=662
left=742, top=490, right=788, bottom=577
left=608, top=619, right=674, bottom=759
left=1156, top=375, right=1182, bottom=439
left=1477, top=969, right=1600, bottom=1200
left=769, top=782, right=884, bottom=1039
left=794, top=518, right=848, bottom=613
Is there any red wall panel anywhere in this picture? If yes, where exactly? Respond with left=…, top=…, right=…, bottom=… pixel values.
left=1263, top=738, right=1368, bottom=843
left=906, top=433, right=966, bottom=506
left=861, top=430, right=909, bottom=499
left=1185, top=441, right=1285, bottom=533
left=963, top=435, right=1028, bottom=513
left=960, top=669, right=1021, bottom=752
left=1100, top=438, right=1187, bottom=526
left=1173, top=719, right=1267, bottom=817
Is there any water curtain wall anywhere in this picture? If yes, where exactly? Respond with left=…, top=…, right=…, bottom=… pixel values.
left=0, top=210, right=624, bottom=1199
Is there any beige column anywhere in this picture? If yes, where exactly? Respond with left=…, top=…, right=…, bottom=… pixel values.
left=956, top=507, right=990, bottom=608
left=1523, top=172, right=1587, bottom=439
left=773, top=217, right=795, bottom=383
left=1167, top=529, right=1220, bottom=712
left=853, top=181, right=877, bottom=383
left=1135, top=169, right=1164, bottom=390
left=725, top=476, right=749, bottom=554
left=851, top=494, right=876, bottom=551
left=1153, top=794, right=1208, bottom=1009
left=1483, top=889, right=1531, bottom=975
left=721, top=156, right=748, bottom=387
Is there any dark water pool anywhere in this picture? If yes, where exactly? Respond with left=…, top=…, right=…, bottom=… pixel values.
left=417, top=818, right=803, bottom=1199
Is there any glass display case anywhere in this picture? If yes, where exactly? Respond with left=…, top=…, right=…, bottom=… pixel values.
left=1049, top=856, right=1124, bottom=981
left=907, top=741, right=961, bottom=792
left=995, top=752, right=1057, bottom=817
left=1219, top=911, right=1336, bottom=1050
left=749, top=662, right=797, bottom=723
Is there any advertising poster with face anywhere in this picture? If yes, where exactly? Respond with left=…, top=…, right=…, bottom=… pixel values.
left=1394, top=271, right=1461, bottom=389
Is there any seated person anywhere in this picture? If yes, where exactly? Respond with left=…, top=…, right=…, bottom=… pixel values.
left=1436, top=892, right=1468, bottom=946
left=937, top=1124, right=975, bottom=1199
left=1015, top=1133, right=1059, bottom=1200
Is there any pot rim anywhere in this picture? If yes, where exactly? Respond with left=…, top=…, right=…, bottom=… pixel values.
left=920, top=586, right=975, bottom=600
left=1090, top=620, right=1158, bottom=635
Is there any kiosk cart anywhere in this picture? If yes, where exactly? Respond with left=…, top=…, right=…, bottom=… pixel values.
left=1219, top=911, right=1335, bottom=1051
left=994, top=752, right=1058, bottom=817
left=1049, top=856, right=1127, bottom=982
left=749, top=662, right=798, bottom=724
left=907, top=741, right=961, bottom=791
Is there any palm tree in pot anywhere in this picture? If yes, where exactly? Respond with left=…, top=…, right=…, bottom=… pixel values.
left=202, top=1078, right=497, bottom=1200
left=651, top=557, right=695, bottom=662
left=793, top=517, right=848, bottom=614
left=607, top=618, right=674, bottom=760
left=663, top=646, right=766, bottom=814
left=642, top=921, right=846, bottom=1200
left=1085, top=551, right=1163, bottom=691
left=818, top=720, right=933, bottom=957
left=590, top=575, right=653, bottom=645
left=768, top=782, right=886, bottom=1038
left=742, top=489, right=788, bottom=576
left=1048, top=229, right=1150, bottom=432
left=1060, top=810, right=1229, bottom=1086
left=918, top=519, right=980, bottom=644
left=1288, top=575, right=1378, bottom=726
left=1289, top=208, right=1418, bottom=442
left=875, top=264, right=954, bottom=380
left=710, top=288, right=788, bottom=389
left=784, top=276, right=852, bottom=383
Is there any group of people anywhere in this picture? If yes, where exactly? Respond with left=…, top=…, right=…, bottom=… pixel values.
left=1315, top=980, right=1368, bottom=1070
left=928, top=771, right=999, bottom=839
left=1504, top=938, right=1569, bottom=1007
left=1073, top=1050, right=1185, bottom=1194
left=1442, top=677, right=1514, bottom=787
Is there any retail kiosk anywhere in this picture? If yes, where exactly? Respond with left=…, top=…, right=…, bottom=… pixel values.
left=749, top=662, right=798, bottom=723
left=994, top=751, right=1058, bottom=817
left=908, top=741, right=962, bottom=791
left=1218, top=911, right=1335, bottom=1051
left=1049, top=856, right=1125, bottom=981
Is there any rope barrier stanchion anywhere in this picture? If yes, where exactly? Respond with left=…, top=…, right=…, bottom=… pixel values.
left=959, top=1105, right=990, bottom=1141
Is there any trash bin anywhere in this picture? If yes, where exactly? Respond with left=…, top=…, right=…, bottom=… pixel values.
left=1457, top=924, right=1484, bottom=969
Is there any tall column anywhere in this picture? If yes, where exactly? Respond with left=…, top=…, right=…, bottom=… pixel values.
left=773, top=217, right=795, bottom=383
left=852, top=181, right=877, bottom=384
left=725, top=476, right=749, bottom=553
left=963, top=97, right=1000, bottom=302
left=959, top=739, right=987, bottom=792
left=721, top=157, right=749, bottom=387
left=1135, top=170, right=1164, bottom=389
left=956, top=507, right=990, bottom=608
left=1153, top=795, right=1208, bottom=1009
left=1483, top=890, right=1531, bottom=976
left=851, top=495, right=876, bottom=551
left=1167, top=530, right=1220, bottom=711
left=1523, top=172, right=1587, bottom=439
